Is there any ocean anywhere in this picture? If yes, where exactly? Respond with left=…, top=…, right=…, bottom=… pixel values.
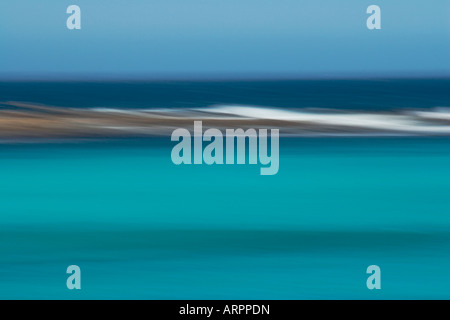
left=0, top=79, right=449, bottom=299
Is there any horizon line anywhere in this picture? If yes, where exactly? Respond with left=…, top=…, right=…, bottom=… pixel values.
left=1, top=71, right=449, bottom=82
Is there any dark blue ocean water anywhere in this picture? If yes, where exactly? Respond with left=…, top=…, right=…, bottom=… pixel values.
left=1, top=79, right=449, bottom=110
left=0, top=80, right=449, bottom=299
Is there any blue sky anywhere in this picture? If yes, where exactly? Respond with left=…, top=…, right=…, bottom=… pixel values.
left=1, top=0, right=449, bottom=79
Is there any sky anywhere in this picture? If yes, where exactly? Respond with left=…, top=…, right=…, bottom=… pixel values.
left=0, top=0, right=449, bottom=79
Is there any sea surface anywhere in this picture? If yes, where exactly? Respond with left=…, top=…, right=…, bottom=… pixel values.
left=0, top=79, right=449, bottom=299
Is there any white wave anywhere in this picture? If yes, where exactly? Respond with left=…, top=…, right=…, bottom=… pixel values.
left=84, top=104, right=450, bottom=135
left=201, top=105, right=450, bottom=134
left=411, top=107, right=450, bottom=121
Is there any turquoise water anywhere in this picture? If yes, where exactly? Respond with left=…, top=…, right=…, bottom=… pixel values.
left=1, top=137, right=449, bottom=299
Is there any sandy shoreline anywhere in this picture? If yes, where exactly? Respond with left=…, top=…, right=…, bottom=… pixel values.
left=0, top=101, right=449, bottom=140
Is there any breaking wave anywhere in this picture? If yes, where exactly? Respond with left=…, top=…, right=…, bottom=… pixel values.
left=1, top=101, right=450, bottom=140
